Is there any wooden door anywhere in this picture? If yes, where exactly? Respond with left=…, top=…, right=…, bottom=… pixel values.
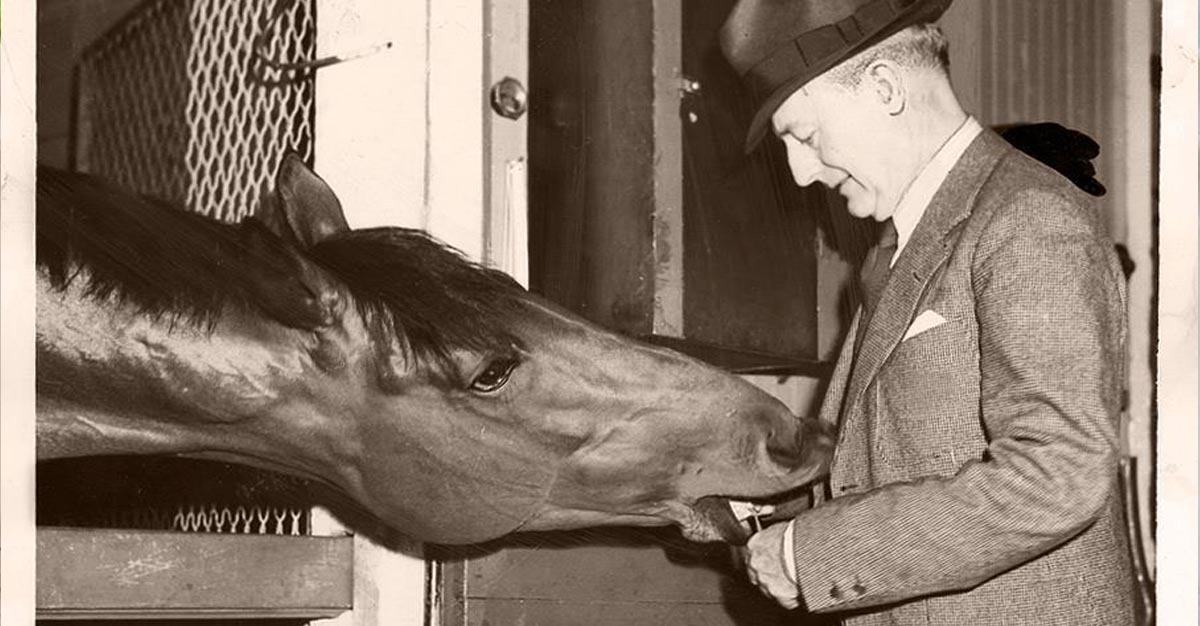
left=433, top=2, right=846, bottom=625
left=525, top=0, right=863, bottom=376
left=435, top=528, right=798, bottom=626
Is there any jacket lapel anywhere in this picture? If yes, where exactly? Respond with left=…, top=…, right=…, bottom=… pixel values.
left=841, top=130, right=1010, bottom=420
left=818, top=311, right=860, bottom=426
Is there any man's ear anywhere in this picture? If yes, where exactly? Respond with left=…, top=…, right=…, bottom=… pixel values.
left=866, top=61, right=906, bottom=116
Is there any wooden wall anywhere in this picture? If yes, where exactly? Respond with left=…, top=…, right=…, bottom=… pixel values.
left=939, top=0, right=1157, bottom=569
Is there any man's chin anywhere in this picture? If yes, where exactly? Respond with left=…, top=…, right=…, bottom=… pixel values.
left=835, top=181, right=881, bottom=220
left=843, top=197, right=875, bottom=219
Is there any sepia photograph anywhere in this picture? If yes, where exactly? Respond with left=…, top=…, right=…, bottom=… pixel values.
left=2, top=0, right=1196, bottom=625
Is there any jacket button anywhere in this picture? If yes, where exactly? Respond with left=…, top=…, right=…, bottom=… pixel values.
left=851, top=581, right=867, bottom=595
left=829, top=584, right=842, bottom=600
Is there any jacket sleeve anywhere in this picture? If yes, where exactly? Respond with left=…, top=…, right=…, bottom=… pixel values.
left=789, top=188, right=1127, bottom=613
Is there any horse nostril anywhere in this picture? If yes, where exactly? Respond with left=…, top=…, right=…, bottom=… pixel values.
left=765, top=424, right=802, bottom=469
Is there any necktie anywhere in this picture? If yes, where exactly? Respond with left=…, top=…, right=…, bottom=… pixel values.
left=859, top=218, right=898, bottom=320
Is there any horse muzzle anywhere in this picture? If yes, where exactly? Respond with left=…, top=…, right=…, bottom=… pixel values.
left=765, top=415, right=837, bottom=475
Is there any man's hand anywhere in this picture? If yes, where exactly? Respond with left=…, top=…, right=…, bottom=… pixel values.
left=739, top=520, right=801, bottom=610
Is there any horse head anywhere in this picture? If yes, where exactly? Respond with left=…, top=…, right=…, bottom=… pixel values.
left=35, top=157, right=834, bottom=544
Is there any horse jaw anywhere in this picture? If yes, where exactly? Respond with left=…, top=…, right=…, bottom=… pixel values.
left=478, top=302, right=837, bottom=544
left=510, top=496, right=751, bottom=544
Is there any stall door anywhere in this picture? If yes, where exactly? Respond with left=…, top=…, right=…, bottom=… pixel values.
left=433, top=1, right=835, bottom=625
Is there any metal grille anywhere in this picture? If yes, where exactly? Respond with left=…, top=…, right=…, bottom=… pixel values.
left=46, top=504, right=310, bottom=535
left=58, top=0, right=319, bottom=535
left=38, top=457, right=316, bottom=536
left=74, top=0, right=192, bottom=204
left=75, top=0, right=316, bottom=221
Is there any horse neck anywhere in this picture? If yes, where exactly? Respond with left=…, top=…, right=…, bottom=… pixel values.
left=35, top=266, right=316, bottom=460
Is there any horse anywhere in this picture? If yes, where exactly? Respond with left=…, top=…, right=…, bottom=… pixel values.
left=35, top=155, right=835, bottom=545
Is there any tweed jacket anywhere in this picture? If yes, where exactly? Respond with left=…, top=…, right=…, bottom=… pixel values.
left=790, top=129, right=1135, bottom=625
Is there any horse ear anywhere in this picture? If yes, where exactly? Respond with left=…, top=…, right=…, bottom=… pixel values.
left=254, top=191, right=303, bottom=249
left=238, top=217, right=346, bottom=330
left=274, top=153, right=351, bottom=248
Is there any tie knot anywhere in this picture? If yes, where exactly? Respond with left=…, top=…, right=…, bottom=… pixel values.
left=879, top=218, right=898, bottom=250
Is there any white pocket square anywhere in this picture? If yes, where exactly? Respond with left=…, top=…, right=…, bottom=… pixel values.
left=903, top=310, right=947, bottom=341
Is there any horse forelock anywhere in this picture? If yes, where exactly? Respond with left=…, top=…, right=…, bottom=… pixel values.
left=307, top=228, right=532, bottom=384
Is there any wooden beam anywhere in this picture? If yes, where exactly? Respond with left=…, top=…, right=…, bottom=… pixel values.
left=37, top=528, right=352, bottom=620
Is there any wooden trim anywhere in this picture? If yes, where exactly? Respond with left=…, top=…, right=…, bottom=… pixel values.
left=484, top=0, right=530, bottom=285
left=37, top=528, right=352, bottom=620
left=641, top=335, right=831, bottom=377
left=1112, top=0, right=1158, bottom=574
left=429, top=549, right=468, bottom=626
left=313, top=0, right=430, bottom=231
left=425, top=0, right=487, bottom=259
left=651, top=0, right=684, bottom=337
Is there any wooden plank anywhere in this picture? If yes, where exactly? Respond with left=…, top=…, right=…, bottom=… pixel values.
left=37, top=528, right=352, bottom=620
left=466, top=598, right=793, bottom=626
left=465, top=537, right=733, bottom=602
left=436, top=527, right=790, bottom=623
left=651, top=0, right=684, bottom=337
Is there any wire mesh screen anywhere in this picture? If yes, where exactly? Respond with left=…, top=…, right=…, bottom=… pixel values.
left=75, top=0, right=316, bottom=222
left=59, top=505, right=310, bottom=535
left=47, top=0, right=319, bottom=536
left=38, top=457, right=313, bottom=536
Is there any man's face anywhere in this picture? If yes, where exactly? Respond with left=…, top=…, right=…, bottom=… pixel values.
left=770, top=76, right=902, bottom=221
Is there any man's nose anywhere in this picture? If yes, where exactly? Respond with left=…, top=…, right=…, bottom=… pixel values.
left=784, top=142, right=823, bottom=187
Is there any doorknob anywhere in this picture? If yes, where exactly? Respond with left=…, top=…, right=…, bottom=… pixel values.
left=490, top=77, right=528, bottom=120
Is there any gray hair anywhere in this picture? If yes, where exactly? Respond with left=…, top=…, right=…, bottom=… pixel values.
left=824, top=24, right=950, bottom=88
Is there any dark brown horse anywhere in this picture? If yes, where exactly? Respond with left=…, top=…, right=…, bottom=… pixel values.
left=36, top=156, right=833, bottom=545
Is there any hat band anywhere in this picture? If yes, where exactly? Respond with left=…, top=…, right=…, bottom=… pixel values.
left=744, top=0, right=920, bottom=98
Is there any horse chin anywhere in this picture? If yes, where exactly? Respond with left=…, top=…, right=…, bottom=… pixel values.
left=680, top=496, right=752, bottom=545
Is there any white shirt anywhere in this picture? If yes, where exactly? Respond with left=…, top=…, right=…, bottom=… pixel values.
left=780, top=115, right=984, bottom=587
left=889, top=116, right=984, bottom=266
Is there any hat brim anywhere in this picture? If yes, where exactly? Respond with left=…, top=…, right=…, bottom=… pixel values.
left=742, top=0, right=951, bottom=153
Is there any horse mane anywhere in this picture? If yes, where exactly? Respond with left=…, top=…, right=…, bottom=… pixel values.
left=307, top=229, right=530, bottom=378
left=36, top=166, right=266, bottom=326
left=36, top=166, right=531, bottom=380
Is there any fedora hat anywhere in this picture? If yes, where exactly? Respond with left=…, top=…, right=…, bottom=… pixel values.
left=721, top=0, right=952, bottom=152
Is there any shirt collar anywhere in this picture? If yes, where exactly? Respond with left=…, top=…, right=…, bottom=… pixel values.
left=890, top=116, right=983, bottom=264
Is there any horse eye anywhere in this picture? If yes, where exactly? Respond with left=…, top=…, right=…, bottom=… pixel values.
left=469, top=357, right=520, bottom=393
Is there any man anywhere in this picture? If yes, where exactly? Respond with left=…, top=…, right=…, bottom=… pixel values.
left=720, top=0, right=1135, bottom=624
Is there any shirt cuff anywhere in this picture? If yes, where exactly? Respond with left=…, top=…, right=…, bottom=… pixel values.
left=782, top=518, right=798, bottom=584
